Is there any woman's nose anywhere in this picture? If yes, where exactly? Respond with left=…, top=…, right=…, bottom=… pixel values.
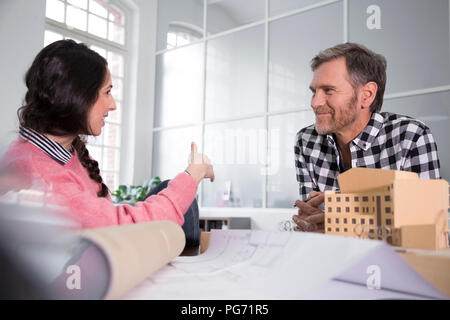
left=109, top=98, right=117, bottom=111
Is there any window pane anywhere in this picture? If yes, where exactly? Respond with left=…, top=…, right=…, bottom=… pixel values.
left=103, top=172, right=118, bottom=193
left=88, top=13, right=107, bottom=38
left=107, top=51, right=124, bottom=77
left=108, top=101, right=122, bottom=124
left=154, top=43, right=204, bottom=127
left=207, top=0, right=265, bottom=34
left=68, top=0, right=87, bottom=10
left=87, top=134, right=103, bottom=146
left=108, top=22, right=124, bottom=45
left=86, top=145, right=103, bottom=169
left=167, top=32, right=177, bottom=47
left=156, top=0, right=204, bottom=51
left=205, top=25, right=265, bottom=121
left=383, top=90, right=450, bottom=182
left=109, top=5, right=125, bottom=25
left=349, top=0, right=450, bottom=94
left=152, top=126, right=202, bottom=181
left=269, top=0, right=319, bottom=16
left=111, top=77, right=123, bottom=101
left=66, top=5, right=88, bottom=31
left=90, top=45, right=107, bottom=58
left=46, top=0, right=65, bottom=23
left=267, top=111, right=315, bottom=208
left=44, top=30, right=63, bottom=47
left=103, top=123, right=121, bottom=147
left=202, top=118, right=265, bottom=208
left=89, top=0, right=108, bottom=18
left=64, top=36, right=82, bottom=43
left=103, top=148, right=120, bottom=171
left=268, top=1, right=343, bottom=113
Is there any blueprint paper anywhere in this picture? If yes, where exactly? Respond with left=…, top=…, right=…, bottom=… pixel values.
left=122, top=229, right=447, bottom=299
left=123, top=230, right=385, bottom=299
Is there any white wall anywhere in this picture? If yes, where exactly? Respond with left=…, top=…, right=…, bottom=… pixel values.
left=0, top=0, right=46, bottom=155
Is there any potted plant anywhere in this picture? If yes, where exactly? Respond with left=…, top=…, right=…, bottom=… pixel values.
left=111, top=176, right=161, bottom=205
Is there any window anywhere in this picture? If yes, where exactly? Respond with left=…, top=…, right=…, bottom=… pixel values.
left=336, top=207, right=341, bottom=213
left=355, top=207, right=359, bottom=213
left=343, top=218, right=347, bottom=224
left=166, top=23, right=202, bottom=49
left=327, top=218, right=331, bottom=224
left=154, top=0, right=344, bottom=209
left=362, top=196, right=369, bottom=202
left=385, top=195, right=391, bottom=202
left=46, top=0, right=125, bottom=45
left=352, top=218, right=356, bottom=224
left=154, top=0, right=450, bottom=212
left=369, top=219, right=374, bottom=225
left=345, top=206, right=350, bottom=213
left=328, top=207, right=332, bottom=213
left=386, top=219, right=392, bottom=225
left=354, top=196, right=359, bottom=201
left=335, top=218, right=339, bottom=224
left=336, top=197, right=341, bottom=202
left=44, top=0, right=127, bottom=192
left=345, top=196, right=349, bottom=202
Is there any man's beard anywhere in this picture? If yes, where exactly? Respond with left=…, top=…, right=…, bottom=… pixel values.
left=314, top=93, right=358, bottom=135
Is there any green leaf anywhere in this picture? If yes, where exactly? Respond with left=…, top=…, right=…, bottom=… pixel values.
left=111, top=176, right=162, bottom=205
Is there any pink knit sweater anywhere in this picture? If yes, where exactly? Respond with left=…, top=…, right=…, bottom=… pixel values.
left=0, top=138, right=198, bottom=229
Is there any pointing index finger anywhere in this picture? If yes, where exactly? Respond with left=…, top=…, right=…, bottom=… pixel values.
left=190, top=142, right=197, bottom=163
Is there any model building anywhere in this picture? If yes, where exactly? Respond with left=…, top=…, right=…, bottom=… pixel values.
left=324, top=168, right=449, bottom=250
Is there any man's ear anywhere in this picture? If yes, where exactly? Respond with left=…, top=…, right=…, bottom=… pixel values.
left=360, top=81, right=378, bottom=110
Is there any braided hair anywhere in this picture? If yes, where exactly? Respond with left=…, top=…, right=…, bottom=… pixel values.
left=18, top=39, right=109, bottom=197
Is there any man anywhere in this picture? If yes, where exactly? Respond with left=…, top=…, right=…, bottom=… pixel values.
left=293, top=43, right=441, bottom=232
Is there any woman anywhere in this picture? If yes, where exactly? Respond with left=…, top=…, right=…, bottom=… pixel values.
left=0, top=39, right=214, bottom=228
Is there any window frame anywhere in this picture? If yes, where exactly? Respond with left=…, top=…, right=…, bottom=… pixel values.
left=152, top=0, right=450, bottom=214
left=44, top=0, right=129, bottom=192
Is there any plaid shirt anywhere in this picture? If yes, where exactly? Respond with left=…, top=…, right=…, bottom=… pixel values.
left=294, top=112, right=441, bottom=200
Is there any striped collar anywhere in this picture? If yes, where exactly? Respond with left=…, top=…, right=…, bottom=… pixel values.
left=19, top=126, right=73, bottom=164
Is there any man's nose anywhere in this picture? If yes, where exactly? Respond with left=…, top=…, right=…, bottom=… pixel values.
left=311, top=91, right=326, bottom=110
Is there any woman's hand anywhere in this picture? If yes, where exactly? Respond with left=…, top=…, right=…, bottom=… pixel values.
left=185, top=142, right=215, bottom=184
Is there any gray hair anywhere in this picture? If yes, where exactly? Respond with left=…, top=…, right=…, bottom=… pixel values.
left=311, top=43, right=387, bottom=112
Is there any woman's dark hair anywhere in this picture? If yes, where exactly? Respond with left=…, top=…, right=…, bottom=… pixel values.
left=18, top=39, right=109, bottom=197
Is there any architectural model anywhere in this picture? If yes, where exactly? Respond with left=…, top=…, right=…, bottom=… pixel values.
left=325, top=168, right=449, bottom=250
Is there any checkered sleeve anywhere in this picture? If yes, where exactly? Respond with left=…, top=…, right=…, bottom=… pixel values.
left=403, top=125, right=441, bottom=179
left=294, top=130, right=316, bottom=201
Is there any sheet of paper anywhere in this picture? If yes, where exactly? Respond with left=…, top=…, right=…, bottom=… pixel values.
left=333, top=243, right=447, bottom=299
left=304, top=279, right=436, bottom=300
left=122, top=230, right=385, bottom=299
left=122, top=229, right=447, bottom=299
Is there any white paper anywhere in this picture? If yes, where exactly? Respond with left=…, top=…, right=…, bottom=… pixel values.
left=122, top=229, right=447, bottom=300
